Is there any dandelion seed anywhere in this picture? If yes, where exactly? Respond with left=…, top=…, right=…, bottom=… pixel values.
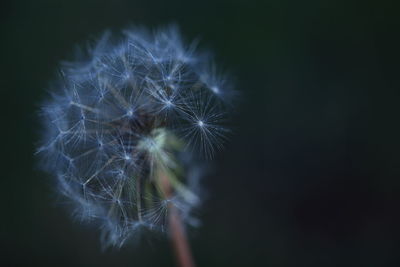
left=210, top=86, right=220, bottom=94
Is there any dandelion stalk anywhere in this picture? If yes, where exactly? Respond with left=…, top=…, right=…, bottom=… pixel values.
left=167, top=195, right=196, bottom=267
left=144, top=129, right=196, bottom=267
left=158, top=166, right=195, bottom=267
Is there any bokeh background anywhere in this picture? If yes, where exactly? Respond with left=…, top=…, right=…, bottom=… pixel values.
left=2, top=0, right=400, bottom=266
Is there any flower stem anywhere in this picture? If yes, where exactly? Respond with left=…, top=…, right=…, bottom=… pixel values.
left=168, top=203, right=196, bottom=267
left=159, top=171, right=196, bottom=267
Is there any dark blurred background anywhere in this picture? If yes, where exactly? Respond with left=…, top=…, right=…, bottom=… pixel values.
left=1, top=0, right=400, bottom=266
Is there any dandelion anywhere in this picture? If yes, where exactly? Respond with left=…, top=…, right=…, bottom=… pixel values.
left=37, top=25, right=234, bottom=267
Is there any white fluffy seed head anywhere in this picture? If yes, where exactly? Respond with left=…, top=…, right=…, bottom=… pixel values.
left=37, top=25, right=234, bottom=248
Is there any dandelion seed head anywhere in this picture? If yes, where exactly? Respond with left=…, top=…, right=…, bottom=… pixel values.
left=37, top=25, right=234, bottom=248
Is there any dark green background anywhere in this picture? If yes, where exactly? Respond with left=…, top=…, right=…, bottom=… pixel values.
left=2, top=0, right=400, bottom=266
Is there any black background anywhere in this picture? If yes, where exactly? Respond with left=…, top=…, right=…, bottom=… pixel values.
left=1, top=0, right=400, bottom=266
